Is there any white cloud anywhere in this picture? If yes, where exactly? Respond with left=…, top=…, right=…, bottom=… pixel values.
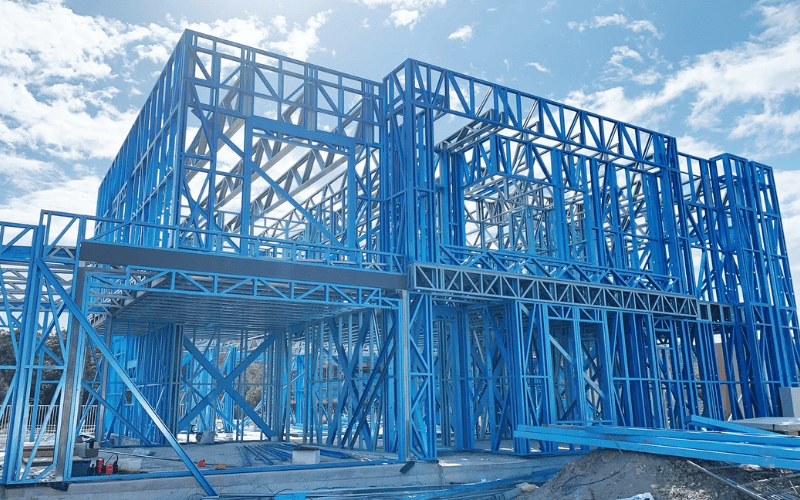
left=563, top=1, right=800, bottom=157
left=525, top=61, right=551, bottom=73
left=728, top=106, right=800, bottom=154
left=272, top=15, right=288, bottom=34
left=568, top=13, right=662, bottom=38
left=631, top=67, right=662, bottom=85
left=627, top=19, right=660, bottom=37
left=123, top=11, right=333, bottom=66
left=602, top=46, right=648, bottom=82
left=0, top=173, right=101, bottom=224
left=134, top=43, right=171, bottom=64
left=602, top=45, right=667, bottom=86
left=0, top=74, right=138, bottom=160
left=0, top=0, right=335, bottom=223
left=775, top=171, right=800, bottom=217
left=0, top=1, right=151, bottom=83
left=268, top=11, right=331, bottom=60
left=0, top=150, right=58, bottom=191
left=448, top=25, right=473, bottom=41
left=564, top=87, right=665, bottom=128
left=0, top=0, right=334, bottom=167
left=358, top=0, right=445, bottom=8
left=362, top=18, right=370, bottom=28
left=773, top=170, right=800, bottom=301
left=593, top=14, right=627, bottom=28
left=0, top=2, right=270, bottom=162
left=675, top=135, right=723, bottom=159
left=356, top=0, right=445, bottom=28
left=181, top=16, right=274, bottom=49
left=0, top=0, right=156, bottom=161
left=540, top=1, right=557, bottom=12
left=609, top=45, right=642, bottom=66
left=390, top=9, right=420, bottom=28
left=133, top=15, right=274, bottom=66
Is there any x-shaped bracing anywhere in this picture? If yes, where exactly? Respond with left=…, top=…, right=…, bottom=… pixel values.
left=178, top=335, right=277, bottom=438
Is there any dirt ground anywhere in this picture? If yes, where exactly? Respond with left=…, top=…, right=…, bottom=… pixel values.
left=519, top=449, right=752, bottom=500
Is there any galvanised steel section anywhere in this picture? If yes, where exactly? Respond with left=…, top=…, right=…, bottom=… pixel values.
left=0, top=29, right=797, bottom=487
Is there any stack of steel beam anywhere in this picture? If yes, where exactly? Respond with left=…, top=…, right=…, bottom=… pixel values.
left=514, top=424, right=800, bottom=470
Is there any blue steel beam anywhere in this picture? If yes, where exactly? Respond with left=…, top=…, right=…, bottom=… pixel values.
left=515, top=425, right=800, bottom=470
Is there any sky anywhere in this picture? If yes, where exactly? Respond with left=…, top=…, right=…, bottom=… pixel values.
left=1, top=0, right=799, bottom=296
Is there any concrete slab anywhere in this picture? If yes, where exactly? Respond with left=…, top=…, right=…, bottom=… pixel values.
left=733, top=417, right=800, bottom=433
left=0, top=451, right=580, bottom=500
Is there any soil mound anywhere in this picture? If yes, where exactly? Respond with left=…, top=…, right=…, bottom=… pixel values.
left=520, top=449, right=751, bottom=500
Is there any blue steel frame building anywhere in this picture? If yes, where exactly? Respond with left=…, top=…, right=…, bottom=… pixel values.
left=0, top=30, right=797, bottom=492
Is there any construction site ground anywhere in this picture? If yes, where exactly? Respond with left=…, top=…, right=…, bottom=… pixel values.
left=5, top=439, right=800, bottom=499
left=0, top=439, right=576, bottom=500
left=523, top=449, right=764, bottom=500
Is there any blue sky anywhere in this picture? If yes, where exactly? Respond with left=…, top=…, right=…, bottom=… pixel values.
left=1, top=0, right=800, bottom=291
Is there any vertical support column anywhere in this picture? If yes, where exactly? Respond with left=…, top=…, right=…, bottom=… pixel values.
left=3, top=227, right=44, bottom=483
left=413, top=107, right=437, bottom=263
left=456, top=308, right=475, bottom=450
left=241, top=121, right=253, bottom=249
left=537, top=305, right=558, bottom=453
left=346, top=153, right=358, bottom=249
left=168, top=324, right=183, bottom=435
left=54, top=265, right=87, bottom=481
left=508, top=300, right=529, bottom=454
left=406, top=291, right=436, bottom=459
left=659, top=145, right=691, bottom=293
left=598, top=316, right=616, bottom=425
left=94, top=317, right=113, bottom=445
left=645, top=314, right=665, bottom=427
left=396, top=291, right=411, bottom=461
left=550, top=150, right=568, bottom=261
left=302, top=323, right=312, bottom=444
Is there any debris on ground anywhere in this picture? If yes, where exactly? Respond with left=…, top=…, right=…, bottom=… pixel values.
left=519, top=449, right=752, bottom=500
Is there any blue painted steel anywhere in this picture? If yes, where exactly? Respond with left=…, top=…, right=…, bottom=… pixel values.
left=685, top=414, right=775, bottom=435
left=0, top=29, right=797, bottom=485
left=180, top=335, right=276, bottom=437
left=514, top=425, right=800, bottom=470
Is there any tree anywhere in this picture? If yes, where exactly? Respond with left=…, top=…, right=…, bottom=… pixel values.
left=0, top=329, right=97, bottom=407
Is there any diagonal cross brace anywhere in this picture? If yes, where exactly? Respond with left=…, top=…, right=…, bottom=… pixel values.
left=249, top=160, right=345, bottom=248
left=81, top=382, right=153, bottom=446
left=35, top=260, right=216, bottom=497
left=179, top=335, right=277, bottom=438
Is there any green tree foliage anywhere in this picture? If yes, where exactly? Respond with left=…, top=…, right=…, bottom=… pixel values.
left=245, top=361, right=265, bottom=409
left=0, top=329, right=97, bottom=407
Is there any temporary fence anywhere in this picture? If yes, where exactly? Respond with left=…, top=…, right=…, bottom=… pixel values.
left=0, top=404, right=96, bottom=445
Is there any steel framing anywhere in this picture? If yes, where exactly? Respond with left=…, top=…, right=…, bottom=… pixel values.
left=0, top=30, right=797, bottom=491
